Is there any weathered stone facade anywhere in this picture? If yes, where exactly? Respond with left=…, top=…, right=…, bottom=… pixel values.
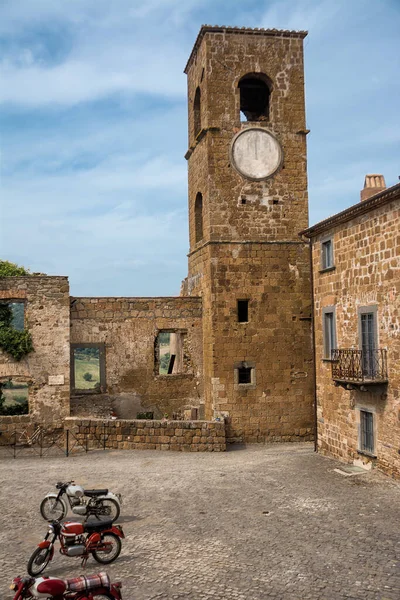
left=302, top=182, right=400, bottom=478
left=184, top=27, right=314, bottom=441
left=70, top=297, right=203, bottom=420
left=0, top=26, right=316, bottom=449
left=0, top=276, right=70, bottom=424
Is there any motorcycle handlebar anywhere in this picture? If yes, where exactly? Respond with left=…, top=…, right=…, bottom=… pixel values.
left=55, top=481, right=73, bottom=489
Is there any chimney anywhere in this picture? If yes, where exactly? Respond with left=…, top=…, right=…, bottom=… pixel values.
left=360, top=174, right=386, bottom=202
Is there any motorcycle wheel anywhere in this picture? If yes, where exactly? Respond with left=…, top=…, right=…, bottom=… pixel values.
left=97, top=498, right=120, bottom=522
left=40, top=497, right=67, bottom=521
left=92, top=533, right=122, bottom=564
left=27, top=547, right=52, bottom=576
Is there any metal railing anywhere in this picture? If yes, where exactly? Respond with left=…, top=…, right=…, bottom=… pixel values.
left=331, top=349, right=388, bottom=383
left=0, top=424, right=110, bottom=458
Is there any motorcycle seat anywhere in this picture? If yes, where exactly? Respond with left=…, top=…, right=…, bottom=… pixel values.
left=84, top=488, right=108, bottom=496
left=66, top=572, right=111, bottom=592
left=84, top=519, right=113, bottom=533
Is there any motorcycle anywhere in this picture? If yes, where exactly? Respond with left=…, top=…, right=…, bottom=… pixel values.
left=10, top=571, right=122, bottom=599
left=40, top=481, right=122, bottom=522
left=27, top=519, right=124, bottom=577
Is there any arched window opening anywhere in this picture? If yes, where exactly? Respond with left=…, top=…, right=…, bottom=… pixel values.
left=239, top=74, right=271, bottom=122
left=194, top=192, right=203, bottom=243
left=194, top=87, right=201, bottom=137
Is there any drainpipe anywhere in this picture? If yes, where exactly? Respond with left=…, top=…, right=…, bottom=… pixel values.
left=309, top=238, right=318, bottom=452
left=301, top=234, right=318, bottom=452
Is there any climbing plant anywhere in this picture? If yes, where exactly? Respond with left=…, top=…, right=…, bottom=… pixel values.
left=0, top=260, right=34, bottom=361
left=0, top=260, right=30, bottom=277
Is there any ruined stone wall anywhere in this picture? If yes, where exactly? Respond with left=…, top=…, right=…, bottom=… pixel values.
left=312, top=198, right=400, bottom=478
left=65, top=417, right=226, bottom=452
left=70, top=297, right=203, bottom=420
left=0, top=277, right=70, bottom=424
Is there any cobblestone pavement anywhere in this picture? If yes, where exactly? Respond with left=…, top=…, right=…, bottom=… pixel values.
left=0, top=443, right=399, bottom=599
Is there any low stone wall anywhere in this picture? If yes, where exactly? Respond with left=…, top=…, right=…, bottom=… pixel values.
left=64, top=417, right=226, bottom=452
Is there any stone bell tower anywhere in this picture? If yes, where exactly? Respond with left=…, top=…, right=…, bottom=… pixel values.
left=183, top=26, right=314, bottom=442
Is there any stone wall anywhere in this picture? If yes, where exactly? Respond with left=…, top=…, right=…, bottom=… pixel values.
left=70, top=297, right=203, bottom=420
left=64, top=417, right=226, bottom=452
left=185, top=28, right=314, bottom=443
left=0, top=277, right=70, bottom=424
left=311, top=195, right=400, bottom=478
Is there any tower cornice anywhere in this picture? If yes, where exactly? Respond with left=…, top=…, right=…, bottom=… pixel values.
left=184, top=25, right=308, bottom=74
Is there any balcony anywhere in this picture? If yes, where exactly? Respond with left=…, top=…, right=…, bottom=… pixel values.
left=331, top=349, right=388, bottom=389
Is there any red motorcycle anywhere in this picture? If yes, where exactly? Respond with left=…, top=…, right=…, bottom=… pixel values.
left=27, top=519, right=124, bottom=576
left=10, top=571, right=122, bottom=599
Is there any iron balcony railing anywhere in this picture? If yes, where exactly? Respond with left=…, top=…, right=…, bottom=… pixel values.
left=331, top=349, right=388, bottom=383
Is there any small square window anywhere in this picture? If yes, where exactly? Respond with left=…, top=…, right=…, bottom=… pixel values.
left=234, top=362, right=256, bottom=388
left=359, top=409, right=375, bottom=455
left=71, top=343, right=106, bottom=394
left=238, top=367, right=252, bottom=383
left=321, top=238, right=334, bottom=270
left=237, top=300, right=249, bottom=323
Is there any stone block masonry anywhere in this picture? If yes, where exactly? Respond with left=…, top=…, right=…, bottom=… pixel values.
left=64, top=418, right=226, bottom=452
left=70, top=296, right=203, bottom=420
left=0, top=276, right=70, bottom=423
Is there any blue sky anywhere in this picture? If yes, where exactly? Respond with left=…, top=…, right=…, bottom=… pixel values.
left=1, top=0, right=399, bottom=296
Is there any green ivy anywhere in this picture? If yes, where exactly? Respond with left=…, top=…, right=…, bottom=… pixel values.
left=0, top=290, right=34, bottom=361
left=0, top=260, right=30, bottom=277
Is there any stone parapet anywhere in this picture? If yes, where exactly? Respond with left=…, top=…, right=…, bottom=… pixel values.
left=64, top=418, right=226, bottom=452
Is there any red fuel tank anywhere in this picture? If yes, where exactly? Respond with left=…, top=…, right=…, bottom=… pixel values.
left=62, top=521, right=84, bottom=535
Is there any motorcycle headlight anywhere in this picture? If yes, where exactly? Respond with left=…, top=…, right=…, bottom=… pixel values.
left=9, top=583, right=18, bottom=591
left=48, top=524, right=55, bottom=533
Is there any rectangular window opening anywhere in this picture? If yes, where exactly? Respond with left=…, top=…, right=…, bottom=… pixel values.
left=71, top=343, right=105, bottom=394
left=321, top=239, right=334, bottom=270
left=360, top=410, right=374, bottom=454
left=323, top=308, right=336, bottom=359
left=0, top=301, right=25, bottom=331
left=237, top=300, right=249, bottom=323
left=238, top=367, right=252, bottom=384
left=156, top=331, right=189, bottom=376
left=0, top=379, right=29, bottom=415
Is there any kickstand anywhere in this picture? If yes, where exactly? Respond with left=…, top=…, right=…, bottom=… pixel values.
left=81, top=555, right=89, bottom=568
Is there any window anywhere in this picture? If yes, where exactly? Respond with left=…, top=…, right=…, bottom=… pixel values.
left=322, top=307, right=336, bottom=359
left=194, top=87, right=201, bottom=137
left=238, top=367, right=252, bottom=383
left=0, top=301, right=25, bottom=331
left=234, top=361, right=256, bottom=388
left=156, top=331, right=190, bottom=375
left=321, top=238, right=334, bottom=270
left=194, top=192, right=203, bottom=243
left=237, top=300, right=249, bottom=323
left=359, top=409, right=375, bottom=455
left=71, top=343, right=106, bottom=394
left=0, top=378, right=29, bottom=415
left=239, top=73, right=271, bottom=122
left=358, top=306, right=378, bottom=378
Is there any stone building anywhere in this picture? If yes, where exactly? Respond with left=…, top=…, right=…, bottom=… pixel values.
left=0, top=26, right=315, bottom=447
left=301, top=177, right=400, bottom=478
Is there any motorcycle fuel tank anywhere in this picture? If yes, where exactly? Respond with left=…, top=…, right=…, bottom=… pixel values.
left=32, top=577, right=66, bottom=598
left=66, top=483, right=84, bottom=498
left=62, top=522, right=84, bottom=536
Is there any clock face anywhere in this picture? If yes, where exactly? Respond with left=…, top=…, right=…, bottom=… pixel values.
left=230, top=128, right=282, bottom=181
